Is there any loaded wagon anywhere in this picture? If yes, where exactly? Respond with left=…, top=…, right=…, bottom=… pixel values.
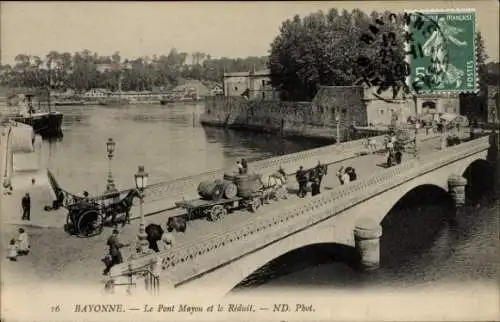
left=173, top=171, right=287, bottom=228
left=65, top=201, right=105, bottom=238
left=62, top=189, right=140, bottom=238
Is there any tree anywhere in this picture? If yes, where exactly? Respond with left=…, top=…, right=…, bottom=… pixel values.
left=268, top=9, right=406, bottom=101
left=2, top=49, right=270, bottom=91
left=476, top=31, right=489, bottom=89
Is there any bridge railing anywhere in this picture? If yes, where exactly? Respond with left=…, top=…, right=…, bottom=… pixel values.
left=110, top=135, right=490, bottom=283
left=142, top=134, right=389, bottom=200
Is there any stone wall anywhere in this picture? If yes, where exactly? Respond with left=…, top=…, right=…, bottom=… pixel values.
left=202, top=86, right=367, bottom=141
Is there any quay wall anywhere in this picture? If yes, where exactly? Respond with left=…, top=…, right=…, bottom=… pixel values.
left=201, top=93, right=366, bottom=141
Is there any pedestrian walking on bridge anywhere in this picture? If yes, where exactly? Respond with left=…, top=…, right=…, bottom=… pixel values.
left=21, top=193, right=31, bottom=221
left=241, top=158, right=248, bottom=174
left=296, top=166, right=308, bottom=198
left=102, top=229, right=129, bottom=275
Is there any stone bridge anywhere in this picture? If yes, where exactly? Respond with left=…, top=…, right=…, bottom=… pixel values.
left=110, top=133, right=498, bottom=298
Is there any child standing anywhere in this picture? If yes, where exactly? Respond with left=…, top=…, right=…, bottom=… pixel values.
left=16, top=228, right=30, bottom=255
left=7, top=239, right=18, bottom=261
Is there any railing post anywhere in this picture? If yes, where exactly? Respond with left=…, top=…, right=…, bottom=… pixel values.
left=353, top=218, right=382, bottom=272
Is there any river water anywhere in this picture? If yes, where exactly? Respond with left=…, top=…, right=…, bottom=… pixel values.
left=42, top=103, right=498, bottom=292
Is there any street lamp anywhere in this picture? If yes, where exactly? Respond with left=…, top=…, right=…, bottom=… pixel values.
left=335, top=111, right=341, bottom=144
left=135, top=165, right=149, bottom=253
left=105, top=138, right=117, bottom=193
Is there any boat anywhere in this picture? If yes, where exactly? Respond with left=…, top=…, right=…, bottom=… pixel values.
left=10, top=93, right=63, bottom=137
left=160, top=98, right=176, bottom=105
left=98, top=72, right=129, bottom=107
left=160, top=94, right=200, bottom=105
left=98, top=97, right=130, bottom=106
left=54, top=99, right=85, bottom=106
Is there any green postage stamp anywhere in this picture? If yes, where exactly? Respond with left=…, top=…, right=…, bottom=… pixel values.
left=405, top=8, right=477, bottom=94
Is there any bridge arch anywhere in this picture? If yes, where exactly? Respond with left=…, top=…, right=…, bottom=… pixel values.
left=379, top=184, right=455, bottom=267
left=461, top=159, right=495, bottom=205
left=232, top=242, right=357, bottom=292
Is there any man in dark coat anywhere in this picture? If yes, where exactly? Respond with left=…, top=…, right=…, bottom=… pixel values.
left=21, top=193, right=31, bottom=221
left=295, top=166, right=308, bottom=198
left=311, top=176, right=320, bottom=196
left=314, top=161, right=326, bottom=194
left=241, top=158, right=248, bottom=174
left=103, top=229, right=128, bottom=275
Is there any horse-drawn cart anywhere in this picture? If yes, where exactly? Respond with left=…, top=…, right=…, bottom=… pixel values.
left=65, top=202, right=105, bottom=238
left=46, top=170, right=141, bottom=238
left=173, top=170, right=288, bottom=227
left=175, top=192, right=263, bottom=222
left=62, top=189, right=140, bottom=238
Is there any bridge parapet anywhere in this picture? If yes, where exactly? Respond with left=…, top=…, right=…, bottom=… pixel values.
left=111, top=135, right=490, bottom=285
left=92, top=132, right=440, bottom=204
left=140, top=133, right=444, bottom=203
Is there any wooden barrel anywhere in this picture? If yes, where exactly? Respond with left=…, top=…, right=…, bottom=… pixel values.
left=221, top=180, right=238, bottom=199
left=223, top=172, right=238, bottom=182
left=234, top=174, right=262, bottom=198
left=197, top=180, right=224, bottom=201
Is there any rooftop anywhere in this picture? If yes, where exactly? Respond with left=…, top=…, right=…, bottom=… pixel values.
left=224, top=69, right=271, bottom=78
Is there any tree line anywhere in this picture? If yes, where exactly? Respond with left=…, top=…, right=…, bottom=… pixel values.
left=0, top=49, right=268, bottom=92
left=2, top=8, right=497, bottom=100
left=268, top=9, right=495, bottom=101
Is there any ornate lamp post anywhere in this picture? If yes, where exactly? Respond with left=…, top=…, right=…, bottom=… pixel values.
left=105, top=138, right=117, bottom=193
left=135, top=165, right=149, bottom=253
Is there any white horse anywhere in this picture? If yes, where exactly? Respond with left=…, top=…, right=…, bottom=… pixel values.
left=258, top=169, right=288, bottom=201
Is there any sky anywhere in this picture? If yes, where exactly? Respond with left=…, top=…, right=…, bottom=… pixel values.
left=1, top=1, right=498, bottom=65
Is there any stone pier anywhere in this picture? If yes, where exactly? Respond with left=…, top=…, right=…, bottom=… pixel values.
left=447, top=174, right=467, bottom=211
left=353, top=218, right=383, bottom=271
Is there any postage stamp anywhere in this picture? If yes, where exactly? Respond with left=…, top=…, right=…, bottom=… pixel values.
left=405, top=8, right=477, bottom=94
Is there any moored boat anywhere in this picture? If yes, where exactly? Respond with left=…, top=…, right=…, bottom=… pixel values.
left=54, top=100, right=85, bottom=106
left=98, top=97, right=130, bottom=106
left=10, top=93, right=63, bottom=137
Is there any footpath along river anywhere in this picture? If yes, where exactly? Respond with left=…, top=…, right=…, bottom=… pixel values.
left=2, top=103, right=498, bottom=293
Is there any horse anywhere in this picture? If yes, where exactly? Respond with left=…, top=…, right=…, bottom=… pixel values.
left=306, top=163, right=328, bottom=183
left=258, top=167, right=288, bottom=201
left=305, top=163, right=328, bottom=193
left=166, top=216, right=187, bottom=233
left=105, top=189, right=141, bottom=227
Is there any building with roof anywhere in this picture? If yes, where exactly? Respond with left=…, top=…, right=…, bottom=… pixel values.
left=223, top=69, right=279, bottom=100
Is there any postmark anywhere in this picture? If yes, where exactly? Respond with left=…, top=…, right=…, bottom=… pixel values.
left=405, top=9, right=477, bottom=94
left=356, top=13, right=412, bottom=100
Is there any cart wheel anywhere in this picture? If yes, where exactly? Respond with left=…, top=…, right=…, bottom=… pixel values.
left=187, top=208, right=195, bottom=221
left=249, top=197, right=261, bottom=213
left=270, top=190, right=280, bottom=202
left=64, top=213, right=74, bottom=234
left=209, top=205, right=227, bottom=221
left=76, top=209, right=104, bottom=238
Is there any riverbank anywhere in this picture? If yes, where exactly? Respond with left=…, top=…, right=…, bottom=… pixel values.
left=201, top=92, right=368, bottom=142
